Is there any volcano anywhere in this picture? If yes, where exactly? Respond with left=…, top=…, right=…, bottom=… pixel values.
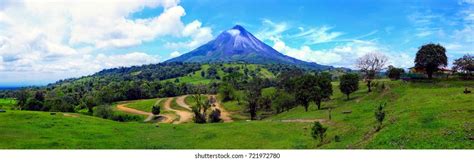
left=165, top=25, right=332, bottom=70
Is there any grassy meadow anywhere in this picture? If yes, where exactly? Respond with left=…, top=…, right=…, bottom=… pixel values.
left=0, top=80, right=472, bottom=149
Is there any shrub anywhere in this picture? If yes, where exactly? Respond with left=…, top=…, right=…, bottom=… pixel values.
left=387, top=65, right=405, bottom=80
left=208, top=109, right=222, bottom=123
left=311, top=121, right=327, bottom=145
left=93, top=105, right=114, bottom=119
left=111, top=113, right=142, bottom=122
left=375, top=103, right=386, bottom=131
left=152, top=105, right=161, bottom=115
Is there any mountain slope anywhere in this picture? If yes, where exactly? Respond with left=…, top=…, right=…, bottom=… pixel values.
left=165, top=25, right=332, bottom=70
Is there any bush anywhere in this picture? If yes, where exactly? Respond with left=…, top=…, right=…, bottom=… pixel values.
left=208, top=109, right=222, bottom=123
left=311, top=121, right=327, bottom=145
left=111, top=113, right=142, bottom=122
left=387, top=65, right=405, bottom=80
left=93, top=105, right=114, bottom=119
left=152, top=105, right=161, bottom=115
left=375, top=103, right=386, bottom=131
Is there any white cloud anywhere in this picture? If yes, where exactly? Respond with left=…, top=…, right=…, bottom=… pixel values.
left=94, top=52, right=160, bottom=69
left=165, top=20, right=213, bottom=50
left=226, top=29, right=240, bottom=36
left=255, top=19, right=289, bottom=41
left=169, top=51, right=181, bottom=58
left=443, top=1, right=474, bottom=54
left=292, top=26, right=344, bottom=44
left=271, top=37, right=414, bottom=69
left=0, top=0, right=211, bottom=84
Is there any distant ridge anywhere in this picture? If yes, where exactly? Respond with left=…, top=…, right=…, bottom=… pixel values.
left=165, top=25, right=332, bottom=70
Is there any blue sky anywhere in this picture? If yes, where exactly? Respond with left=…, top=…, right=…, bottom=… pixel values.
left=0, top=0, right=473, bottom=86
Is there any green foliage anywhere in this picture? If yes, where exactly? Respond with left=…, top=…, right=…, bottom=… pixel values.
left=191, top=94, right=210, bottom=123
left=111, top=113, right=142, bottom=122
left=271, top=90, right=296, bottom=113
left=293, top=74, right=320, bottom=112
left=453, top=54, right=473, bottom=77
left=311, top=121, right=327, bottom=144
left=218, top=83, right=236, bottom=102
left=152, top=105, right=161, bottom=115
left=339, top=73, right=359, bottom=100
left=208, top=109, right=222, bottom=123
left=375, top=103, right=386, bottom=131
left=93, top=105, right=114, bottom=119
left=245, top=78, right=264, bottom=120
left=387, top=65, right=405, bottom=80
left=415, top=43, right=448, bottom=79
left=314, top=72, right=333, bottom=109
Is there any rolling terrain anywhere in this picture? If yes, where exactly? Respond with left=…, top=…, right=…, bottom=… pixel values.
left=1, top=80, right=472, bottom=149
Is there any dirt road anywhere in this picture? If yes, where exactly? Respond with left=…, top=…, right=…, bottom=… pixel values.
left=116, top=99, right=174, bottom=123
left=163, top=97, right=193, bottom=124
left=175, top=95, right=192, bottom=111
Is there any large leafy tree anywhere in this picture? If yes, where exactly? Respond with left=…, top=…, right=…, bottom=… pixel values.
left=453, top=54, right=473, bottom=76
left=414, top=43, right=448, bottom=79
left=339, top=73, right=359, bottom=100
left=314, top=72, right=333, bottom=110
left=356, top=52, right=388, bottom=92
left=245, top=78, right=263, bottom=120
left=293, top=74, right=320, bottom=112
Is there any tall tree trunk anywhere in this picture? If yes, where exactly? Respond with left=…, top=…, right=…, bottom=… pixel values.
left=367, top=80, right=372, bottom=92
left=346, top=94, right=350, bottom=100
left=316, top=100, right=321, bottom=110
left=427, top=70, right=433, bottom=79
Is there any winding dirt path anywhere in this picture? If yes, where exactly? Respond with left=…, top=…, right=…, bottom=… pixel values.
left=208, top=95, right=233, bottom=122
left=176, top=95, right=192, bottom=111
left=116, top=99, right=174, bottom=123
left=163, top=97, right=193, bottom=124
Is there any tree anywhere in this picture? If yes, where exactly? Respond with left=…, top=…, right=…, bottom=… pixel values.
left=311, top=121, right=327, bottom=145
left=152, top=105, right=161, bottom=115
left=218, top=83, right=236, bottom=102
left=245, top=78, right=263, bottom=120
left=206, top=66, right=218, bottom=79
left=453, top=54, right=473, bottom=76
left=294, top=74, right=319, bottom=112
left=271, top=90, right=296, bottom=113
left=15, top=89, right=29, bottom=109
left=386, top=65, right=405, bottom=80
left=339, top=73, right=359, bottom=100
left=314, top=72, right=333, bottom=110
left=191, top=93, right=210, bottom=123
left=375, top=103, right=386, bottom=132
left=25, top=91, right=45, bottom=111
left=415, top=43, right=448, bottom=79
left=356, top=52, right=388, bottom=92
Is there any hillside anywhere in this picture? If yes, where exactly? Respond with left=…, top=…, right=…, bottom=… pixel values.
left=165, top=25, right=332, bottom=70
left=1, top=80, right=472, bottom=149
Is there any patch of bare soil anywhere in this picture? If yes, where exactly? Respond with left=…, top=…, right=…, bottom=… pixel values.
left=163, top=97, right=193, bottom=124
left=176, top=95, right=192, bottom=111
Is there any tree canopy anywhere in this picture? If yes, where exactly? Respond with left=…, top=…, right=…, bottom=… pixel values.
left=415, top=43, right=448, bottom=79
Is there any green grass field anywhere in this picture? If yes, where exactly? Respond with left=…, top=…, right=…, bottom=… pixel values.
left=0, top=80, right=473, bottom=149
left=125, top=98, right=160, bottom=112
left=0, top=98, right=17, bottom=109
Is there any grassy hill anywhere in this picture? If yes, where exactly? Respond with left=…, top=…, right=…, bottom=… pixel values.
left=0, top=80, right=472, bottom=149
left=163, top=64, right=275, bottom=84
